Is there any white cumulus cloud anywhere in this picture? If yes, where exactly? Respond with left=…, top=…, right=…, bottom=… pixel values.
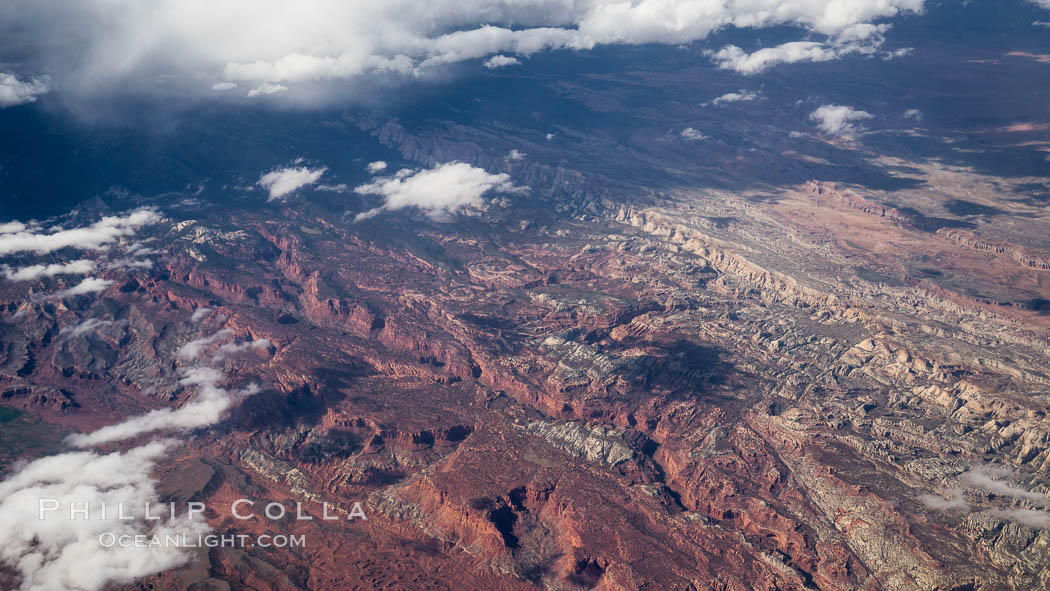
left=483, top=55, right=520, bottom=68
left=0, top=440, right=210, bottom=591
left=104, top=258, right=152, bottom=271
left=0, top=209, right=159, bottom=256
left=0, top=221, right=31, bottom=234
left=680, top=127, right=707, bottom=141
left=47, top=277, right=113, bottom=299
left=213, top=338, right=272, bottom=361
left=706, top=90, right=761, bottom=106
left=710, top=41, right=838, bottom=74
left=70, top=327, right=269, bottom=447
left=246, top=82, right=287, bottom=97
left=918, top=487, right=969, bottom=512
left=59, top=317, right=116, bottom=339
left=709, top=23, right=896, bottom=74
left=0, top=72, right=51, bottom=107
left=991, top=508, right=1050, bottom=529
left=67, top=367, right=260, bottom=447
left=960, top=465, right=1049, bottom=505
left=177, top=328, right=233, bottom=360
left=354, top=161, right=521, bottom=221
left=3, top=260, right=96, bottom=281
left=809, top=104, right=873, bottom=136
left=258, top=165, right=326, bottom=200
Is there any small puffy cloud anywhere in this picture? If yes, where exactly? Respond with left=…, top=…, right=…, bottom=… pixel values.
left=104, top=257, right=152, bottom=271
left=903, top=108, right=922, bottom=121
left=483, top=55, right=520, bottom=68
left=316, top=183, right=348, bottom=192
left=507, top=149, right=526, bottom=160
left=706, top=90, right=760, bottom=106
left=355, top=161, right=521, bottom=221
left=1033, top=1, right=1050, bottom=10
left=177, top=328, right=233, bottom=360
left=991, top=508, right=1050, bottom=529
left=918, top=487, right=969, bottom=512
left=50, top=277, right=113, bottom=299
left=709, top=41, right=838, bottom=75
left=809, top=104, right=873, bottom=136
left=246, top=82, right=287, bottom=97
left=190, top=307, right=212, bottom=322
left=0, top=221, right=30, bottom=234
left=366, top=160, right=388, bottom=174
left=545, top=133, right=554, bottom=141
left=213, top=338, right=272, bottom=361
left=960, top=465, right=1049, bottom=505
left=3, top=259, right=95, bottom=281
left=0, top=209, right=159, bottom=255
left=65, top=325, right=267, bottom=448
left=211, top=81, right=237, bottom=91
left=710, top=25, right=893, bottom=75
left=835, top=22, right=893, bottom=44
left=59, top=317, right=115, bottom=338
left=680, top=127, right=707, bottom=141
left=883, top=47, right=913, bottom=59
left=258, top=165, right=326, bottom=201
left=124, top=241, right=157, bottom=257
left=0, top=73, right=51, bottom=108
left=68, top=363, right=261, bottom=447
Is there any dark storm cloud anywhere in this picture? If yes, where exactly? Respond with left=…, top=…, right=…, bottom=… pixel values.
left=0, top=0, right=925, bottom=104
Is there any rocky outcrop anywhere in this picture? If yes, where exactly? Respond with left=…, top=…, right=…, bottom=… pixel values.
left=524, top=420, right=635, bottom=466
left=937, top=227, right=1050, bottom=271
left=4, top=171, right=1050, bottom=591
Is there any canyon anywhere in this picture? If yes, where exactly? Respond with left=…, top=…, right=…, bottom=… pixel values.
left=2, top=153, right=1049, bottom=590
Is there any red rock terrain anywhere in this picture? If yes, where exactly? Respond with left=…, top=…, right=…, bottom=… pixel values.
left=2, top=162, right=1050, bottom=590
